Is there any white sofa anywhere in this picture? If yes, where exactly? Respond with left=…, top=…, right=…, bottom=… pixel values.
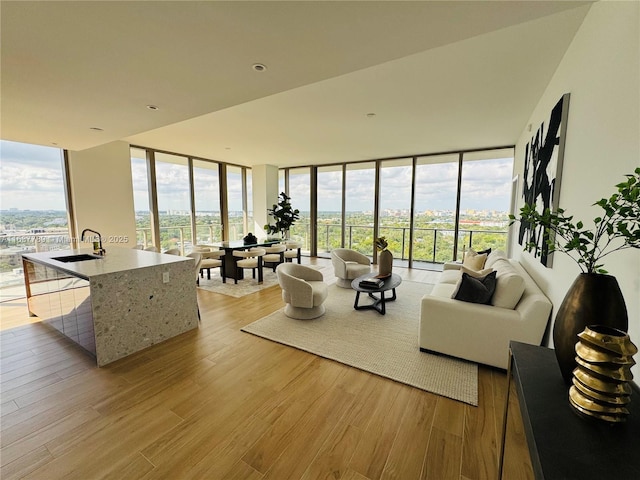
left=419, top=250, right=552, bottom=369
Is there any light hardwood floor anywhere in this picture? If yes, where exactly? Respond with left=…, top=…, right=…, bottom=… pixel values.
left=0, top=258, right=533, bottom=480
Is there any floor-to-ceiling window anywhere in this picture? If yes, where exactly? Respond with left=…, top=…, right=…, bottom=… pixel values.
left=378, top=159, right=413, bottom=262
left=316, top=165, right=343, bottom=255
left=344, top=162, right=376, bottom=257
left=155, top=153, right=192, bottom=251
left=0, top=140, right=70, bottom=301
left=246, top=169, right=254, bottom=235
left=130, top=147, right=151, bottom=247
left=226, top=165, right=245, bottom=240
left=458, top=148, right=513, bottom=259
left=288, top=167, right=311, bottom=252
left=131, top=146, right=252, bottom=250
left=193, top=159, right=221, bottom=246
left=413, top=154, right=460, bottom=264
left=294, top=146, right=515, bottom=269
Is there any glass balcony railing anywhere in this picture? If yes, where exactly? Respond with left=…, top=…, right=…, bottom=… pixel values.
left=136, top=223, right=508, bottom=266
left=0, top=231, right=72, bottom=301
left=314, top=223, right=509, bottom=265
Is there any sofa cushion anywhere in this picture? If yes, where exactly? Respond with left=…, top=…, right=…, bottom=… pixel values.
left=462, top=249, right=488, bottom=270
left=491, top=259, right=526, bottom=309
left=451, top=271, right=497, bottom=305
left=439, top=269, right=462, bottom=285
left=460, top=266, right=494, bottom=278
left=485, top=249, right=507, bottom=269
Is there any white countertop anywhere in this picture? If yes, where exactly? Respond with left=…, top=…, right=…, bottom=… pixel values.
left=22, top=247, right=191, bottom=279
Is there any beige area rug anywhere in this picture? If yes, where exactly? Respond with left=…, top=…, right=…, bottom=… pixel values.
left=241, top=281, right=478, bottom=405
left=197, top=269, right=280, bottom=298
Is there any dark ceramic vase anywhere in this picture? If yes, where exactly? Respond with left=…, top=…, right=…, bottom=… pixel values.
left=553, top=273, right=628, bottom=384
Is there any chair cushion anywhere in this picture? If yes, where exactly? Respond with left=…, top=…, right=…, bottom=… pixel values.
left=451, top=271, right=497, bottom=305
left=345, top=262, right=371, bottom=279
left=236, top=258, right=258, bottom=268
left=263, top=254, right=283, bottom=263
left=201, top=258, right=222, bottom=268
left=308, top=281, right=329, bottom=306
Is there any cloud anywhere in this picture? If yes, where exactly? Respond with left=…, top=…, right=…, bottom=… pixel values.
left=0, top=140, right=67, bottom=210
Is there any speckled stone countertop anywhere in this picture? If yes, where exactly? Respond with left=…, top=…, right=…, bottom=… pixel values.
left=22, top=247, right=190, bottom=280
left=23, top=246, right=198, bottom=366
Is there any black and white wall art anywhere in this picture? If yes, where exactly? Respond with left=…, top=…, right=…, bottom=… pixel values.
left=519, top=93, right=570, bottom=267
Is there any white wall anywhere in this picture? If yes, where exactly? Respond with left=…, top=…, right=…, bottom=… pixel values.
left=251, top=164, right=280, bottom=237
left=511, top=2, right=640, bottom=371
left=67, top=141, right=137, bottom=248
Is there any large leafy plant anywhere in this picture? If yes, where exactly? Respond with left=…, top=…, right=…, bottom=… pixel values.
left=264, top=192, right=300, bottom=237
left=509, top=168, right=640, bottom=274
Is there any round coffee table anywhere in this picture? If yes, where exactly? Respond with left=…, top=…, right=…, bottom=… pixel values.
left=351, top=273, right=402, bottom=315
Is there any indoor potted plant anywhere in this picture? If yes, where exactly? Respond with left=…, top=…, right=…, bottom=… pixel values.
left=509, top=167, right=640, bottom=383
left=264, top=192, right=300, bottom=240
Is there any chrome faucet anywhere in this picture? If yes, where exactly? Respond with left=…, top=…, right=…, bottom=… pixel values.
left=81, top=228, right=105, bottom=256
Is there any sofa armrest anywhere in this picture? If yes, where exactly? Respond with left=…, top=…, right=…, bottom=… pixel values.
left=443, top=261, right=462, bottom=271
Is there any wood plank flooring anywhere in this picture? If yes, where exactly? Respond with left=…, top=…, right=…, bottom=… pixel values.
left=0, top=258, right=533, bottom=479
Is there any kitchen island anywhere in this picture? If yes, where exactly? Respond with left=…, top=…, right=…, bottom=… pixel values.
left=22, top=247, right=198, bottom=366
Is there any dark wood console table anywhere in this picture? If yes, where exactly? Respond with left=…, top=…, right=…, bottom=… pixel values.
left=498, top=341, right=640, bottom=480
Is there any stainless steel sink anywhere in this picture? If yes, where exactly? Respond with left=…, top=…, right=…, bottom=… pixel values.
left=52, top=254, right=103, bottom=263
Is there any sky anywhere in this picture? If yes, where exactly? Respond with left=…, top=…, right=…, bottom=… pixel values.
left=2, top=140, right=513, bottom=214
left=0, top=140, right=67, bottom=210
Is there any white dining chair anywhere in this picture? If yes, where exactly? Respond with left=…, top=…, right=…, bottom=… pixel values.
left=232, top=248, right=266, bottom=284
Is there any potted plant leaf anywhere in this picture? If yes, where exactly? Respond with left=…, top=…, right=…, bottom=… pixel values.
left=264, top=192, right=300, bottom=240
left=509, top=167, right=640, bottom=383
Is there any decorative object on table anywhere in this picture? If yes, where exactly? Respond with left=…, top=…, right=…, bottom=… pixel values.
left=517, top=93, right=570, bottom=267
left=243, top=232, right=257, bottom=245
left=510, top=168, right=640, bottom=384
left=570, top=325, right=637, bottom=423
left=264, top=192, right=300, bottom=240
left=375, top=236, right=393, bottom=277
left=358, top=277, right=384, bottom=289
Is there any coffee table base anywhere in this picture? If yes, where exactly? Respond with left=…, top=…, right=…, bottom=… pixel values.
left=353, top=288, right=397, bottom=315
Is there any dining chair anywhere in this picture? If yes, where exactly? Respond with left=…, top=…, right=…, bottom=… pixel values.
left=263, top=243, right=286, bottom=272
left=164, top=248, right=181, bottom=255
left=144, top=246, right=159, bottom=252
left=200, top=249, right=226, bottom=282
left=186, top=252, right=202, bottom=321
left=284, top=241, right=302, bottom=264
left=232, top=248, right=266, bottom=284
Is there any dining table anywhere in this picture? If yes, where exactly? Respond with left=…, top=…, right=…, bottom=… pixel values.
left=209, top=239, right=282, bottom=281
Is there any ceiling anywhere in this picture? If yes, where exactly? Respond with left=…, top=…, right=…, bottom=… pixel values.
left=1, top=1, right=592, bottom=168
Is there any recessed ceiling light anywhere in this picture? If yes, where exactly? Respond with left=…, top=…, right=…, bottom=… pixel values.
left=366, top=113, right=376, bottom=118
left=51, top=142, right=58, bottom=146
left=225, top=147, right=231, bottom=150
left=252, top=63, right=267, bottom=72
left=146, top=105, right=159, bottom=110
left=89, top=127, right=104, bottom=131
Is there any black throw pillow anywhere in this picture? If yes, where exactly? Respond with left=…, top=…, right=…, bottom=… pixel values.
left=452, top=271, right=497, bottom=305
left=477, top=247, right=492, bottom=256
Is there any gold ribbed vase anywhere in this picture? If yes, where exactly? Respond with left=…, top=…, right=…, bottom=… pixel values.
left=570, top=325, right=637, bottom=423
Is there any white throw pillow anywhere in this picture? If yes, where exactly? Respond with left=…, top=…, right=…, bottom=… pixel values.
left=491, top=260, right=526, bottom=309
left=462, top=249, right=488, bottom=271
